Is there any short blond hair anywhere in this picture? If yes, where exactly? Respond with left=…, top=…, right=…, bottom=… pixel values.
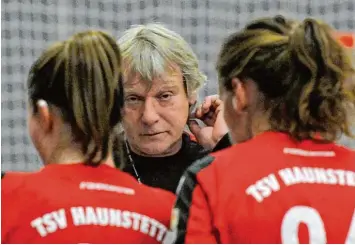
left=117, top=23, right=206, bottom=96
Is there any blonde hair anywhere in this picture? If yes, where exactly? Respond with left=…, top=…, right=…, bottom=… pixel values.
left=27, top=30, right=124, bottom=165
left=117, top=23, right=206, bottom=96
left=217, top=15, right=355, bottom=142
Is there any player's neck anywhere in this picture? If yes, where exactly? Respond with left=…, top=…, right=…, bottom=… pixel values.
left=251, top=114, right=272, bottom=138
left=44, top=148, right=116, bottom=168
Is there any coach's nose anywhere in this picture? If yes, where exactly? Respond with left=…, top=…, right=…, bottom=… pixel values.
left=141, top=98, right=159, bottom=126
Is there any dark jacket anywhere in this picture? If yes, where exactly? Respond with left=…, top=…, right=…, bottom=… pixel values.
left=115, top=133, right=232, bottom=193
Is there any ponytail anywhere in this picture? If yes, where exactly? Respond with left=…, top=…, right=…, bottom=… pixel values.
left=28, top=30, right=124, bottom=165
left=288, top=18, right=355, bottom=140
left=217, top=15, right=355, bottom=142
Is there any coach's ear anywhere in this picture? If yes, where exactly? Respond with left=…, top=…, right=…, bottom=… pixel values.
left=188, top=92, right=198, bottom=116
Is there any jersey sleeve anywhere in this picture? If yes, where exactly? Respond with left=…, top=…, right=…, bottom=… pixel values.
left=165, top=155, right=217, bottom=244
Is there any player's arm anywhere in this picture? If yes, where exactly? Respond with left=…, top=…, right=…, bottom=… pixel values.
left=165, top=156, right=217, bottom=244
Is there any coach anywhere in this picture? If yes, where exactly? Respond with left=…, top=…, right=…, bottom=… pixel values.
left=114, top=23, right=231, bottom=193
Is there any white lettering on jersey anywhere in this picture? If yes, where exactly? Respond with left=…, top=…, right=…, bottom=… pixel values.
left=246, top=167, right=355, bottom=203
left=278, top=167, right=355, bottom=187
left=283, top=148, right=335, bottom=157
left=30, top=206, right=168, bottom=242
left=31, top=209, right=67, bottom=237
left=79, top=182, right=135, bottom=195
left=245, top=174, right=280, bottom=203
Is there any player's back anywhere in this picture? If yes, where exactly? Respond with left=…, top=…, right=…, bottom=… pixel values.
left=202, top=132, right=355, bottom=243
left=1, top=163, right=174, bottom=244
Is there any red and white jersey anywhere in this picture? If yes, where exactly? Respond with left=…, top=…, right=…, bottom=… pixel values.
left=168, top=132, right=355, bottom=244
left=2, top=163, right=174, bottom=244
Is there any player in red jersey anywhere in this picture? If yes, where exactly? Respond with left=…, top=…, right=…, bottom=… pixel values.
left=166, top=15, right=355, bottom=244
left=1, top=30, right=174, bottom=244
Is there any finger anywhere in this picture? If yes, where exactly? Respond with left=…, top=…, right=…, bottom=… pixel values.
left=203, top=95, right=221, bottom=114
left=196, top=95, right=222, bottom=119
left=188, top=120, right=202, bottom=136
left=211, top=98, right=222, bottom=108
left=201, top=98, right=212, bottom=114
left=195, top=106, right=203, bottom=118
left=213, top=103, right=223, bottom=115
left=206, top=99, right=222, bottom=114
left=202, top=103, right=224, bottom=126
left=201, top=101, right=222, bottom=120
left=202, top=111, right=214, bottom=120
left=206, top=95, right=219, bottom=105
left=195, top=105, right=210, bottom=119
left=203, top=117, right=215, bottom=127
left=198, top=111, right=215, bottom=127
left=212, top=103, right=223, bottom=121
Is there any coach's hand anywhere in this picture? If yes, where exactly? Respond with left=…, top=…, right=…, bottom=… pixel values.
left=188, top=95, right=229, bottom=150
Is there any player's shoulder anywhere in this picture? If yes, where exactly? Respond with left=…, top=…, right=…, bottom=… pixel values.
left=1, top=170, right=33, bottom=181
left=179, top=154, right=217, bottom=187
left=177, top=154, right=219, bottom=196
left=333, top=142, right=355, bottom=156
left=1, top=171, right=34, bottom=195
left=183, top=134, right=279, bottom=185
left=210, top=135, right=267, bottom=164
left=332, top=143, right=355, bottom=166
left=182, top=145, right=238, bottom=179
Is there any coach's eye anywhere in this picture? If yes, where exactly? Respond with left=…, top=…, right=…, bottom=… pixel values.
left=158, top=92, right=173, bottom=101
left=125, top=96, right=141, bottom=103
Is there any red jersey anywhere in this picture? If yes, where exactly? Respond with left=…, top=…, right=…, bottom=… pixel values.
left=2, top=163, right=174, bottom=244
left=167, top=132, right=355, bottom=243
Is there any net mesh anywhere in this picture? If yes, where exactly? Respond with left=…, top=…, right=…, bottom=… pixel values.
left=2, top=0, right=355, bottom=171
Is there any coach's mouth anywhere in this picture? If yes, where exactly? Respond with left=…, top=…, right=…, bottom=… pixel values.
left=140, top=132, right=166, bottom=137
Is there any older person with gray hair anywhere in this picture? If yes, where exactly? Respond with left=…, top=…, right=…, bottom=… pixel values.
left=114, top=23, right=231, bottom=193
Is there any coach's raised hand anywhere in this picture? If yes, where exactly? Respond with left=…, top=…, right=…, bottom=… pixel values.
left=188, top=95, right=229, bottom=150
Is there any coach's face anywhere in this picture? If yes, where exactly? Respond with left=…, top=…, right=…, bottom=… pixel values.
left=122, top=64, right=190, bottom=157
